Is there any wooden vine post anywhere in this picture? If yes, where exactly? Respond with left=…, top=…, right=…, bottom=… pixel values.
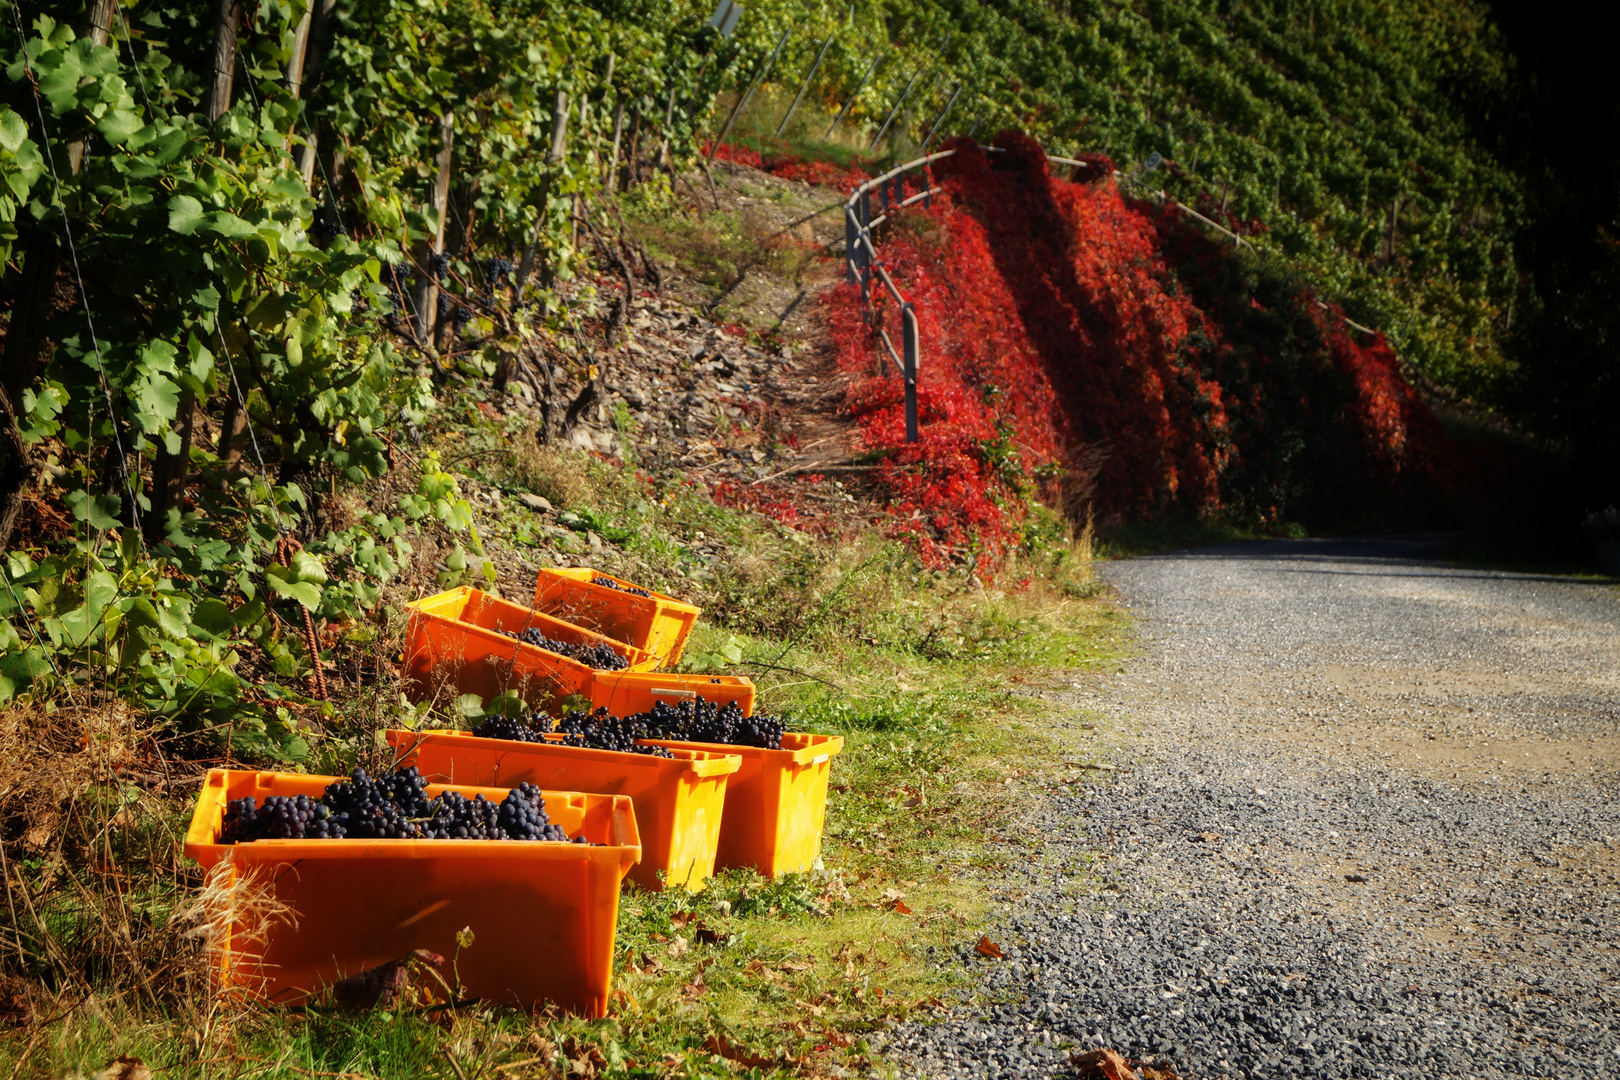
left=412, top=112, right=456, bottom=348
left=515, top=90, right=569, bottom=290
left=295, top=0, right=338, bottom=186
left=626, top=106, right=642, bottom=188
left=606, top=97, right=626, bottom=193
left=203, top=0, right=243, bottom=123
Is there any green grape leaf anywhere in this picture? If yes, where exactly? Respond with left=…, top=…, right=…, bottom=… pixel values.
left=64, top=490, right=122, bottom=530
left=167, top=194, right=206, bottom=235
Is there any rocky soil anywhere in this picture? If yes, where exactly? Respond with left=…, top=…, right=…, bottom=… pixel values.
left=433, top=160, right=869, bottom=594
left=879, top=536, right=1620, bottom=1079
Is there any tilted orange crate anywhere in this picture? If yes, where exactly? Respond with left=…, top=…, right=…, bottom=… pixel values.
left=387, top=729, right=741, bottom=892
left=184, top=769, right=639, bottom=1016
left=587, top=670, right=756, bottom=717
left=531, top=567, right=701, bottom=669
left=645, top=732, right=843, bottom=879
left=402, top=587, right=652, bottom=708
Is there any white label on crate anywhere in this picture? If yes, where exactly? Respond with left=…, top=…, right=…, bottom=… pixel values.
left=812, top=754, right=830, bottom=765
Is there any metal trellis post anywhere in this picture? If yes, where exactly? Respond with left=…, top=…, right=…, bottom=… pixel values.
left=826, top=55, right=879, bottom=139
left=858, top=189, right=872, bottom=310
left=777, top=35, right=834, bottom=137
left=869, top=69, right=920, bottom=151
left=845, top=205, right=859, bottom=285
left=902, top=302, right=919, bottom=443
left=921, top=82, right=962, bottom=150
left=709, top=28, right=790, bottom=158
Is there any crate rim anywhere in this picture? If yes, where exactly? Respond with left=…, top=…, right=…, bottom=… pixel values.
left=184, top=767, right=642, bottom=868
left=386, top=728, right=744, bottom=780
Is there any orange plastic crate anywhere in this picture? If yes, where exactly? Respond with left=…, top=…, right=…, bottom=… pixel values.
left=402, top=587, right=652, bottom=708
left=587, top=670, right=756, bottom=717
left=184, top=769, right=639, bottom=1016
left=531, top=567, right=701, bottom=668
left=645, top=732, right=843, bottom=878
left=387, top=730, right=741, bottom=892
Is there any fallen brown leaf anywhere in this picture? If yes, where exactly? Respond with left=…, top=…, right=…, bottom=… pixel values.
left=1070, top=1048, right=1138, bottom=1080
left=560, top=1036, right=607, bottom=1078
left=974, top=937, right=1005, bottom=959
left=891, top=900, right=914, bottom=915
left=96, top=1056, right=152, bottom=1080
left=0, top=976, right=33, bottom=1028
left=694, top=921, right=731, bottom=946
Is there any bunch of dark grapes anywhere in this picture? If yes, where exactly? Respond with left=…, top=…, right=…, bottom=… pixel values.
left=591, top=575, right=651, bottom=597
left=436, top=292, right=452, bottom=319
left=452, top=304, right=474, bottom=332
left=470, top=713, right=533, bottom=742
left=634, top=699, right=786, bottom=749
left=485, top=256, right=515, bottom=286
left=472, top=701, right=786, bottom=752
left=495, top=782, right=581, bottom=842
left=499, top=626, right=629, bottom=671
left=220, top=767, right=595, bottom=845
left=309, top=203, right=347, bottom=243
left=323, top=766, right=431, bottom=839
left=428, top=252, right=452, bottom=281
left=549, top=707, right=674, bottom=757
left=471, top=710, right=673, bottom=758
left=222, top=794, right=343, bottom=842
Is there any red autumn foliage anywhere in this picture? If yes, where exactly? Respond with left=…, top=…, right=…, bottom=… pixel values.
left=705, top=142, right=871, bottom=194
left=825, top=131, right=1462, bottom=569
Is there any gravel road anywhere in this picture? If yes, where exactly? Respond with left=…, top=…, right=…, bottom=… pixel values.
left=882, top=536, right=1620, bottom=1079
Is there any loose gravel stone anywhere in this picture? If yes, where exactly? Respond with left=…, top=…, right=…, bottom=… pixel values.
left=879, top=536, right=1620, bottom=1079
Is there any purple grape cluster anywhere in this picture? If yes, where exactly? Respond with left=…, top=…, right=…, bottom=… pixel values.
left=219, top=768, right=592, bottom=845
left=591, top=575, right=651, bottom=598
left=472, top=711, right=674, bottom=758
left=471, top=699, right=787, bottom=753
left=220, top=793, right=341, bottom=841
left=629, top=698, right=786, bottom=750
left=498, top=626, right=630, bottom=670
left=485, top=256, right=515, bottom=285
